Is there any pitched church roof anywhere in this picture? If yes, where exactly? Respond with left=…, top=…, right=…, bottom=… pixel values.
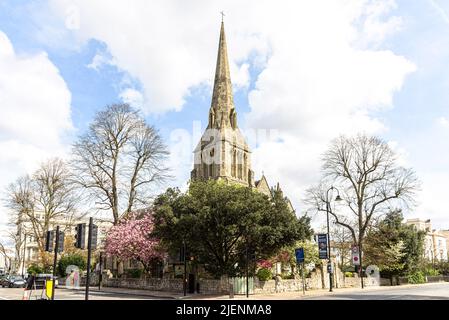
left=255, top=174, right=271, bottom=197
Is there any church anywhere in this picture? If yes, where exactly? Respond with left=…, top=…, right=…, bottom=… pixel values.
left=191, top=21, right=294, bottom=212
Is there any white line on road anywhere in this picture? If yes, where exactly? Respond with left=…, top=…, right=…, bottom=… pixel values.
left=0, top=297, right=9, bottom=300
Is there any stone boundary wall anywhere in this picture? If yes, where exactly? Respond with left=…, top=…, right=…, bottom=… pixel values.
left=73, top=272, right=448, bottom=295
left=102, top=277, right=230, bottom=294
left=100, top=274, right=382, bottom=295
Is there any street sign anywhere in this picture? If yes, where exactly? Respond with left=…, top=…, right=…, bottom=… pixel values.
left=295, top=248, right=305, bottom=264
left=317, top=234, right=328, bottom=259
left=352, top=245, right=360, bottom=266
left=327, top=262, right=333, bottom=273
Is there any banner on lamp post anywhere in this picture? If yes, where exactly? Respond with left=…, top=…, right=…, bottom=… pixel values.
left=317, top=234, right=328, bottom=260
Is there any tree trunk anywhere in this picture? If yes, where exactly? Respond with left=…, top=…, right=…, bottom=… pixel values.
left=319, top=265, right=325, bottom=289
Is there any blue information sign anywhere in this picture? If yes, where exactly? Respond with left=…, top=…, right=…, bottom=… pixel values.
left=295, top=248, right=305, bottom=264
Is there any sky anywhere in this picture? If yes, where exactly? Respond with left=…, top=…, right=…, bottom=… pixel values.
left=1, top=0, right=449, bottom=245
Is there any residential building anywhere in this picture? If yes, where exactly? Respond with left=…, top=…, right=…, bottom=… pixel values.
left=405, top=218, right=448, bottom=262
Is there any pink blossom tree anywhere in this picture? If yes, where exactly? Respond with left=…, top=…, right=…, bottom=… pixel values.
left=105, top=210, right=166, bottom=273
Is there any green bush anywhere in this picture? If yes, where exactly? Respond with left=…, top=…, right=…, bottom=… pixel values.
left=257, top=268, right=273, bottom=281
left=57, top=253, right=86, bottom=277
left=280, top=272, right=295, bottom=280
left=344, top=272, right=354, bottom=278
left=27, top=263, right=44, bottom=275
left=407, top=271, right=426, bottom=284
left=127, top=268, right=144, bottom=278
left=423, top=267, right=439, bottom=277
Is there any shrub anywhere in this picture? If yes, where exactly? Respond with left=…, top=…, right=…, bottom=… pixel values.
left=423, top=267, right=439, bottom=277
left=27, top=263, right=44, bottom=275
left=57, top=253, right=86, bottom=277
left=280, top=272, right=295, bottom=280
left=257, top=260, right=273, bottom=269
left=344, top=272, right=354, bottom=278
left=127, top=268, right=144, bottom=278
left=407, top=271, right=426, bottom=284
left=257, top=268, right=273, bottom=281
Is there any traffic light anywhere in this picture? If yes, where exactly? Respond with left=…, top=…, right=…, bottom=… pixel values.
left=75, top=223, right=86, bottom=249
left=90, top=224, right=98, bottom=250
left=45, top=230, right=55, bottom=252
left=57, top=231, right=65, bottom=252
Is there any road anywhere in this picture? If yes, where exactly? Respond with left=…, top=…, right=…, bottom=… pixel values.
left=0, top=287, right=161, bottom=300
left=301, top=282, right=449, bottom=300
left=1, top=283, right=449, bottom=300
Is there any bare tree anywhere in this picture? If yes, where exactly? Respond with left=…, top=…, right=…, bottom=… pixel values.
left=71, top=104, right=170, bottom=224
left=330, top=224, right=353, bottom=271
left=0, top=242, right=13, bottom=272
left=5, top=158, right=79, bottom=269
left=5, top=175, right=33, bottom=272
left=306, top=134, right=419, bottom=287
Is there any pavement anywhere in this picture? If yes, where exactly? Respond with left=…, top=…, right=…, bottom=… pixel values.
left=1, top=282, right=448, bottom=300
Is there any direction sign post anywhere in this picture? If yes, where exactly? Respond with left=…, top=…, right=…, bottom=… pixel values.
left=295, top=248, right=306, bottom=295
left=352, top=245, right=360, bottom=266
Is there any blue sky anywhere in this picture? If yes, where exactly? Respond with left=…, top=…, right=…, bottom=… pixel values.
left=1, top=0, right=449, bottom=235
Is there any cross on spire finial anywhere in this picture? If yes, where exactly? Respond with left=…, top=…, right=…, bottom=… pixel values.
left=220, top=11, right=225, bottom=22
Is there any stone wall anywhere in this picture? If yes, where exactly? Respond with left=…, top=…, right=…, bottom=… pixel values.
left=105, top=278, right=184, bottom=292
left=102, top=277, right=231, bottom=294
left=99, top=270, right=388, bottom=295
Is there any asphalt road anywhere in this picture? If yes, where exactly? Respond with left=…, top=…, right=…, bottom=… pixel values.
left=1, top=283, right=449, bottom=300
left=0, top=287, right=160, bottom=300
left=301, top=282, right=449, bottom=300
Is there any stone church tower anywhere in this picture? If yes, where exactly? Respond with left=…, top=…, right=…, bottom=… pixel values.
left=191, top=22, right=255, bottom=187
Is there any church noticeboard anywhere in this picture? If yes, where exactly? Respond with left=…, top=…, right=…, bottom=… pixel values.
left=317, top=234, right=328, bottom=260
left=174, top=264, right=184, bottom=277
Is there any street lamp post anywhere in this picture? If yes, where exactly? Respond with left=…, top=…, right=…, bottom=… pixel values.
left=326, top=186, right=342, bottom=292
left=183, top=240, right=187, bottom=297
left=21, top=233, right=27, bottom=278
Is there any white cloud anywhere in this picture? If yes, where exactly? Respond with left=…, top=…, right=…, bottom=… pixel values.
left=0, top=30, right=73, bottom=237
left=87, top=53, right=113, bottom=71
left=437, top=116, right=449, bottom=127
left=119, top=88, right=144, bottom=109
left=47, top=0, right=270, bottom=114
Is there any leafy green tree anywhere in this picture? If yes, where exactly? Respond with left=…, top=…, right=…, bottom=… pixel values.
left=153, top=180, right=313, bottom=278
left=364, top=210, right=405, bottom=280
left=400, top=224, right=425, bottom=274
left=364, top=210, right=425, bottom=283
left=57, top=253, right=87, bottom=277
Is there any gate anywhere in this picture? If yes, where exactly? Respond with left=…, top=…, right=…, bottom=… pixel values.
left=231, top=277, right=254, bottom=295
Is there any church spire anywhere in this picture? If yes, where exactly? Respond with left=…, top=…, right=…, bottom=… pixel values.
left=209, top=21, right=235, bottom=129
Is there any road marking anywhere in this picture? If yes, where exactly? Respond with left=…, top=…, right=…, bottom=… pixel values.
left=0, top=297, right=9, bottom=300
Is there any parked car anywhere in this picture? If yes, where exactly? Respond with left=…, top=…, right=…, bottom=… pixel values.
left=1, top=275, right=26, bottom=288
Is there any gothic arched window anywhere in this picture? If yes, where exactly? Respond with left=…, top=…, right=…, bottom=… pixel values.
left=232, top=149, right=237, bottom=177
left=238, top=151, right=243, bottom=180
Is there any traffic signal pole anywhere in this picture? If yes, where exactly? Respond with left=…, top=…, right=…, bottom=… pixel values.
left=246, top=241, right=249, bottom=298
left=183, top=240, right=187, bottom=297
left=51, top=226, right=60, bottom=300
left=85, top=217, right=93, bottom=300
